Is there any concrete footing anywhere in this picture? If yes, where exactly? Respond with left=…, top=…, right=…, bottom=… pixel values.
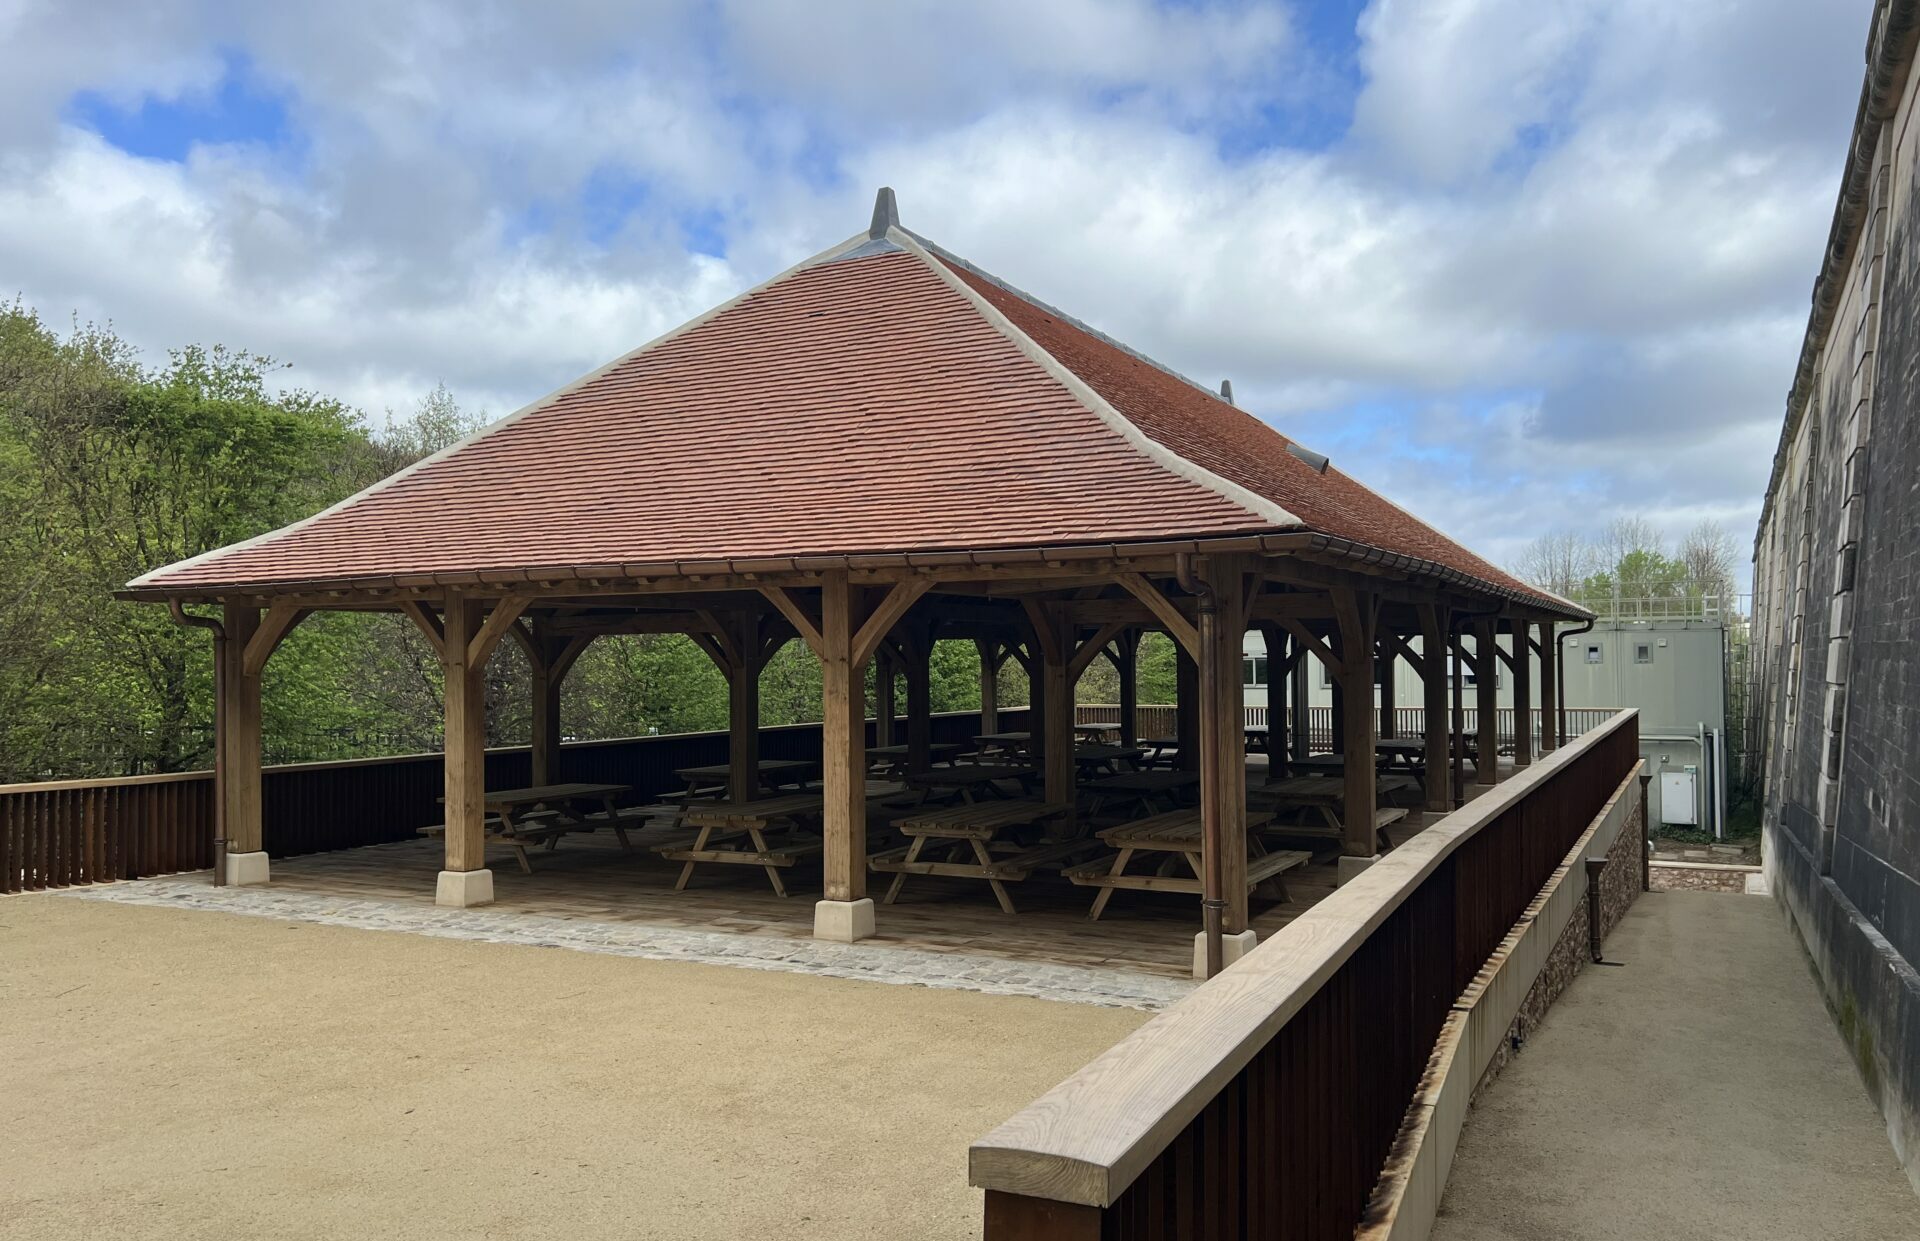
left=435, top=868, right=495, bottom=908
left=1192, top=929, right=1259, bottom=978
left=814, top=897, right=875, bottom=943
left=1337, top=855, right=1380, bottom=886
left=222, top=850, right=271, bottom=886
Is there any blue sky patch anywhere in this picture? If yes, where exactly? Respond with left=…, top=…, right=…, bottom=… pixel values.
left=67, top=49, right=293, bottom=163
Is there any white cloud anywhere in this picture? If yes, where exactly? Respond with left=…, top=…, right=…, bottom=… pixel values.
left=0, top=0, right=1872, bottom=592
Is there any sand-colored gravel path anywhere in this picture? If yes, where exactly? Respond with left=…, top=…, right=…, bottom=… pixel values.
left=1, top=894, right=1144, bottom=1241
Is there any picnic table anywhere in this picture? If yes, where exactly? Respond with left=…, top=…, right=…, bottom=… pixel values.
left=424, top=782, right=635, bottom=874
left=906, top=764, right=1040, bottom=804
left=1374, top=737, right=1427, bottom=768
left=672, top=759, right=814, bottom=800
left=1066, top=809, right=1310, bottom=919
left=658, top=793, right=826, bottom=896
left=1072, top=744, right=1147, bottom=778
left=1137, top=737, right=1180, bottom=768
left=1251, top=775, right=1417, bottom=851
left=1244, top=725, right=1271, bottom=754
left=1082, top=769, right=1200, bottom=818
left=972, top=731, right=1032, bottom=760
left=872, top=798, right=1082, bottom=913
left=867, top=742, right=961, bottom=778
left=1074, top=721, right=1122, bottom=743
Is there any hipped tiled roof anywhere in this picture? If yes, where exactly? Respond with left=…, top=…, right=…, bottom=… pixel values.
left=132, top=206, right=1566, bottom=613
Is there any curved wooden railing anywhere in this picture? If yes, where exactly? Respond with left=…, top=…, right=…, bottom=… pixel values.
left=971, top=709, right=1641, bottom=1240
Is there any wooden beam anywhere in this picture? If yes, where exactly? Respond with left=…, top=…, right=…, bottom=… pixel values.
left=1020, top=597, right=1066, bottom=665
left=467, top=596, right=532, bottom=668
left=1067, top=621, right=1127, bottom=681
left=240, top=603, right=310, bottom=678
left=692, top=607, right=739, bottom=670
left=550, top=635, right=593, bottom=685
left=852, top=579, right=933, bottom=668
left=760, top=585, right=824, bottom=658
left=1278, top=619, right=1338, bottom=678
left=1116, top=572, right=1199, bottom=658
left=509, top=618, right=542, bottom=668
left=397, top=600, right=444, bottom=657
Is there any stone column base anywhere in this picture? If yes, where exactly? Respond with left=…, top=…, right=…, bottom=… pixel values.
left=1192, top=929, right=1259, bottom=979
left=1336, top=854, right=1380, bottom=886
left=436, top=868, right=495, bottom=908
left=222, top=850, right=270, bottom=886
left=814, top=897, right=875, bottom=943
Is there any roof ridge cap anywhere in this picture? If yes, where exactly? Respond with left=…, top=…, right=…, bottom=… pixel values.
left=132, top=230, right=875, bottom=590
left=899, top=226, right=1235, bottom=408
left=888, top=226, right=1300, bottom=532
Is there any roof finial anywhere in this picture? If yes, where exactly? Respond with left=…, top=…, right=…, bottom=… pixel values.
left=869, top=187, right=899, bottom=240
left=1219, top=379, right=1234, bottom=405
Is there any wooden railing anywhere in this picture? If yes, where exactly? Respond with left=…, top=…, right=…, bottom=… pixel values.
left=1081, top=705, right=1618, bottom=753
left=1, top=708, right=1018, bottom=895
left=971, top=709, right=1641, bottom=1240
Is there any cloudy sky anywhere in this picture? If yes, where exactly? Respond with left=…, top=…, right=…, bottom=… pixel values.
left=0, top=0, right=1868, bottom=587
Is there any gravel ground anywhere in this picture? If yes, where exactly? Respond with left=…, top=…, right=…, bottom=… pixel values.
left=0, top=894, right=1144, bottom=1241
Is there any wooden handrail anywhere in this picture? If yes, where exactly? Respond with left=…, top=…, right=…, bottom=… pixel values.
left=969, top=708, right=1640, bottom=1209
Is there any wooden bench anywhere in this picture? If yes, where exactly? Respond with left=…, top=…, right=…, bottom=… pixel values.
left=419, top=809, right=570, bottom=875
left=658, top=794, right=825, bottom=897
left=1255, top=806, right=1409, bottom=853
left=1064, top=809, right=1307, bottom=919
left=874, top=798, right=1078, bottom=913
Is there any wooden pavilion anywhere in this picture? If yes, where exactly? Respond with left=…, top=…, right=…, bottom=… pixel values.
left=123, top=189, right=1585, bottom=968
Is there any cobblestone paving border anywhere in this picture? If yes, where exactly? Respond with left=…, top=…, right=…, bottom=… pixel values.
left=64, top=878, right=1193, bottom=1011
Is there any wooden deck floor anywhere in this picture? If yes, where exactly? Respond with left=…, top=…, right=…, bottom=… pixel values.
left=261, top=764, right=1515, bottom=983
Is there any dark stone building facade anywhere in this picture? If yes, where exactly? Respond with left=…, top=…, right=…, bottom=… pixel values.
left=1752, top=0, right=1920, bottom=1193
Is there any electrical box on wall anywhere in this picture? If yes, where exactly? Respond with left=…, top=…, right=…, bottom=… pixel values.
left=1660, top=770, right=1698, bottom=826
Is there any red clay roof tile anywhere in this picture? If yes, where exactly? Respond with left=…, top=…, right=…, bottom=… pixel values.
left=133, top=226, right=1562, bottom=611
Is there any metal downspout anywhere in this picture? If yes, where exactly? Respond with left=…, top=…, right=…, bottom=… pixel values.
left=1557, top=618, right=1597, bottom=747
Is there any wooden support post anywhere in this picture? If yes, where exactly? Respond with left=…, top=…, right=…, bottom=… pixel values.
left=1115, top=629, right=1140, bottom=748
left=1289, top=634, right=1311, bottom=761
left=1419, top=604, right=1453, bottom=813
left=817, top=571, right=871, bottom=939
left=1474, top=619, right=1499, bottom=786
left=874, top=648, right=897, bottom=749
left=1024, top=602, right=1077, bottom=816
left=1329, top=625, right=1346, bottom=755
left=438, top=593, right=491, bottom=906
left=1511, top=619, right=1533, bottom=768
left=1450, top=631, right=1467, bottom=808
left=1256, top=623, right=1288, bottom=763
left=529, top=642, right=560, bottom=787
left=1202, top=561, right=1250, bottom=932
left=1538, top=622, right=1558, bottom=753
left=1334, top=590, right=1378, bottom=857
left=727, top=613, right=764, bottom=803
left=1378, top=639, right=1396, bottom=739
left=1175, top=646, right=1199, bottom=771
left=218, top=604, right=265, bottom=883
left=976, top=639, right=1000, bottom=735
left=902, top=619, right=934, bottom=775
